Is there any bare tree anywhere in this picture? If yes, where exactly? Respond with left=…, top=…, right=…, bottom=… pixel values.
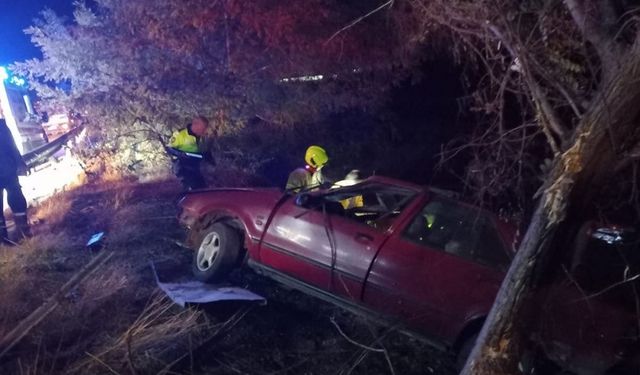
left=403, top=0, right=640, bottom=373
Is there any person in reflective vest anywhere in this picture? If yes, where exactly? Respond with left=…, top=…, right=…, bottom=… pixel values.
left=167, top=116, right=210, bottom=190
left=286, top=145, right=329, bottom=192
left=333, top=169, right=364, bottom=209
left=0, top=118, right=30, bottom=244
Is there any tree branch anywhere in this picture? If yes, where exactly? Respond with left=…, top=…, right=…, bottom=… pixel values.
left=563, top=0, right=620, bottom=69
left=487, top=24, right=567, bottom=142
left=325, top=0, right=394, bottom=44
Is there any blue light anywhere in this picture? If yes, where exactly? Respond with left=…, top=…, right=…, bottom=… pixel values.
left=0, top=66, right=8, bottom=81
left=10, top=76, right=25, bottom=87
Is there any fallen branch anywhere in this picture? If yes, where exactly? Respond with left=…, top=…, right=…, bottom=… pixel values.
left=573, top=273, right=640, bottom=302
left=85, top=351, right=122, bottom=375
left=329, top=316, right=384, bottom=353
left=329, top=317, right=396, bottom=375
left=0, top=251, right=114, bottom=359
left=157, top=304, right=255, bottom=375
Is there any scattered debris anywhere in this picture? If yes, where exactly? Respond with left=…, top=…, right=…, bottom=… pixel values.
left=86, top=231, right=106, bottom=250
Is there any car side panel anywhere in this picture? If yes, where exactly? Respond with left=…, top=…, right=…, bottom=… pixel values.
left=411, top=245, right=501, bottom=341
left=179, top=189, right=283, bottom=254
left=362, top=206, right=503, bottom=344
left=363, top=235, right=452, bottom=341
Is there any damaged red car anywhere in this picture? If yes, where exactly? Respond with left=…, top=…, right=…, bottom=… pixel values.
left=177, top=176, right=639, bottom=373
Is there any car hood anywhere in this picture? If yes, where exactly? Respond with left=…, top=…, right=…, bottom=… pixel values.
left=178, top=187, right=287, bottom=233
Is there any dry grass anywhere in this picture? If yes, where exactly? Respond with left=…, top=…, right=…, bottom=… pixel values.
left=0, top=178, right=204, bottom=374
left=0, top=232, right=75, bottom=335
left=71, top=262, right=132, bottom=317
left=31, top=192, right=74, bottom=230
left=70, top=293, right=210, bottom=375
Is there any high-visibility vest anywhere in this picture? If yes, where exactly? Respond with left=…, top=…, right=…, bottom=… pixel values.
left=169, top=128, right=199, bottom=153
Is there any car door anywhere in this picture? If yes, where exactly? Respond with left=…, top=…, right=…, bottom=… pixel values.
left=258, top=182, right=419, bottom=302
left=318, top=183, right=419, bottom=300
left=363, top=196, right=509, bottom=342
left=258, top=195, right=335, bottom=290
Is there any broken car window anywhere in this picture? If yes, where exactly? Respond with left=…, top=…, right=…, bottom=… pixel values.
left=320, top=183, right=417, bottom=230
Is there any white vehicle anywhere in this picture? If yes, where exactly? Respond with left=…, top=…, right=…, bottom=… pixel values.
left=0, top=66, right=48, bottom=154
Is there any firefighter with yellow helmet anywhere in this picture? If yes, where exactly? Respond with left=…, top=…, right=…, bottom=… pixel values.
left=286, top=145, right=329, bottom=192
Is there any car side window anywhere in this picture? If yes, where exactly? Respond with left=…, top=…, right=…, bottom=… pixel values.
left=403, top=198, right=510, bottom=269
left=321, top=183, right=417, bottom=230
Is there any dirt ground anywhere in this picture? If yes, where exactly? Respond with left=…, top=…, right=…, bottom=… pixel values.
left=0, top=180, right=456, bottom=375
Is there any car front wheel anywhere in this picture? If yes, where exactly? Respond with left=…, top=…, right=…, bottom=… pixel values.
left=192, top=222, right=241, bottom=283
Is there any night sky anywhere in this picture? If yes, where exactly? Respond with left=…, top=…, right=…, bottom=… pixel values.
left=0, top=0, right=74, bottom=66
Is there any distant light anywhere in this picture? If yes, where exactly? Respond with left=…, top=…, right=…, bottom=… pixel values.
left=11, top=76, right=26, bottom=87
left=0, top=67, right=8, bottom=81
left=280, top=74, right=324, bottom=83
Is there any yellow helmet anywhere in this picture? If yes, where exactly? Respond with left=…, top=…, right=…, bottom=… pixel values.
left=305, top=145, right=328, bottom=168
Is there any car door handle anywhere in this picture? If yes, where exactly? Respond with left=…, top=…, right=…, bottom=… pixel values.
left=355, top=233, right=373, bottom=242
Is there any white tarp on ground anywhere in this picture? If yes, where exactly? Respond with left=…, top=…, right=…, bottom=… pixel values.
left=151, top=262, right=266, bottom=307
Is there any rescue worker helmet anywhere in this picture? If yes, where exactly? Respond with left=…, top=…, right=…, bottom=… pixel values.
left=305, top=145, right=329, bottom=168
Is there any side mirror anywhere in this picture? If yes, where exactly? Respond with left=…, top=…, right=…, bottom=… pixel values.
left=590, top=226, right=634, bottom=245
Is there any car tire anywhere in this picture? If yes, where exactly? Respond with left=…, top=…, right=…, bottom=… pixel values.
left=191, top=222, right=241, bottom=283
left=456, top=332, right=478, bottom=371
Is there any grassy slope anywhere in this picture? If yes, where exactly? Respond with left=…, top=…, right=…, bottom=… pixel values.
left=0, top=180, right=455, bottom=375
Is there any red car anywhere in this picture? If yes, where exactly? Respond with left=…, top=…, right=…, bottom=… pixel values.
left=177, top=176, right=639, bottom=373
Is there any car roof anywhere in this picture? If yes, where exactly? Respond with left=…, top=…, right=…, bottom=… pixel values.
left=357, top=175, right=424, bottom=192
left=335, top=175, right=520, bottom=253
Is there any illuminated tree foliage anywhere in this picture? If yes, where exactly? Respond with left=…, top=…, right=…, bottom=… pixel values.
left=13, top=0, right=414, bottom=173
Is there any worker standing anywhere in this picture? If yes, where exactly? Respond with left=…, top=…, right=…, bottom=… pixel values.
left=286, top=145, right=329, bottom=192
left=0, top=118, right=30, bottom=244
left=167, top=116, right=212, bottom=190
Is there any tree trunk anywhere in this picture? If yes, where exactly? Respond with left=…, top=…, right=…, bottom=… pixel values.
left=461, top=45, right=640, bottom=374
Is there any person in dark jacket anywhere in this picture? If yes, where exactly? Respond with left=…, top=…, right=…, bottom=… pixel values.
left=0, top=118, right=30, bottom=244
